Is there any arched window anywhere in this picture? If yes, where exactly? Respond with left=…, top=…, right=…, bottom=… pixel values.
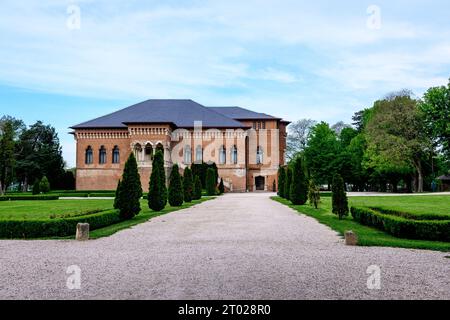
left=134, top=143, right=143, bottom=161
left=219, top=146, right=226, bottom=164
left=256, top=146, right=264, bottom=164
left=85, top=146, right=93, bottom=164
left=145, top=143, right=153, bottom=162
left=99, top=146, right=107, bottom=164
left=231, top=145, right=238, bottom=164
left=112, top=146, right=120, bottom=164
left=184, top=145, right=192, bottom=164
left=196, top=145, right=203, bottom=163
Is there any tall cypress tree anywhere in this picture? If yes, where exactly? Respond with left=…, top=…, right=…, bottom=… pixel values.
left=206, top=168, right=216, bottom=196
left=290, top=157, right=308, bottom=205
left=183, top=167, right=194, bottom=203
left=168, top=164, right=183, bottom=207
left=218, top=178, right=225, bottom=194
left=148, top=150, right=167, bottom=211
left=118, top=153, right=143, bottom=219
left=332, top=174, right=349, bottom=219
left=277, top=166, right=286, bottom=198
left=114, top=179, right=121, bottom=209
left=285, top=167, right=292, bottom=201
left=193, top=175, right=202, bottom=200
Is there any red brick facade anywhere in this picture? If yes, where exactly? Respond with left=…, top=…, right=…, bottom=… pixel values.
left=74, top=120, right=288, bottom=192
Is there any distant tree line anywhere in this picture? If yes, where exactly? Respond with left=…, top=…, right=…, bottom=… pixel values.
left=287, top=80, right=450, bottom=193
left=0, top=116, right=74, bottom=194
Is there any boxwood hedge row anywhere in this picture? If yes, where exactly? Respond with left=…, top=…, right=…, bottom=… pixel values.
left=351, top=207, right=450, bottom=242
left=368, top=207, right=450, bottom=221
left=0, top=195, right=59, bottom=201
left=0, top=209, right=121, bottom=239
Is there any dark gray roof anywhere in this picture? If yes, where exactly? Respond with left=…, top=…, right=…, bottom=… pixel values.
left=71, top=99, right=248, bottom=129
left=208, top=106, right=280, bottom=120
left=437, top=175, right=450, bottom=181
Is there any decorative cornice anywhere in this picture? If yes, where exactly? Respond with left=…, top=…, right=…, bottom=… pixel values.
left=129, top=127, right=170, bottom=136
left=75, top=131, right=129, bottom=139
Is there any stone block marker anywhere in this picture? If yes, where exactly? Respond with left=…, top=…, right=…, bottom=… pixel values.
left=345, top=231, right=358, bottom=246
left=76, top=223, right=90, bottom=241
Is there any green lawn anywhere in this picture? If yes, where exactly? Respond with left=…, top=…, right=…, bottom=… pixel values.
left=272, top=196, right=450, bottom=252
left=349, top=196, right=450, bottom=216
left=0, top=197, right=214, bottom=239
left=0, top=199, right=114, bottom=219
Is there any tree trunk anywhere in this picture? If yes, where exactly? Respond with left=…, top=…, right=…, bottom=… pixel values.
left=414, top=160, right=424, bottom=193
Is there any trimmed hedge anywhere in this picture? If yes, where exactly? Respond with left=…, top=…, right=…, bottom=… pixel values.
left=351, top=207, right=450, bottom=242
left=0, top=209, right=121, bottom=239
left=0, top=195, right=59, bottom=201
left=369, top=207, right=450, bottom=221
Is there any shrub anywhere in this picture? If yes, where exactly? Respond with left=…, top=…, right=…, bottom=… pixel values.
left=290, top=158, right=308, bottom=205
left=191, top=162, right=218, bottom=187
left=285, top=167, right=292, bottom=201
left=183, top=167, right=194, bottom=203
left=218, top=178, right=225, bottom=194
left=308, top=180, right=321, bottom=209
left=193, top=175, right=202, bottom=200
left=205, top=168, right=216, bottom=196
left=351, top=207, right=450, bottom=242
left=332, top=174, right=349, bottom=220
left=0, top=195, right=59, bottom=201
left=39, top=176, right=51, bottom=194
left=114, top=179, right=121, bottom=209
left=0, top=209, right=121, bottom=239
left=32, top=179, right=40, bottom=195
left=277, top=167, right=286, bottom=198
left=118, top=153, right=143, bottom=220
left=168, top=164, right=184, bottom=207
left=148, top=150, right=167, bottom=212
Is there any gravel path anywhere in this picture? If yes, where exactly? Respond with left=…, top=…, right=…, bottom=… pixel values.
left=0, top=193, right=449, bottom=300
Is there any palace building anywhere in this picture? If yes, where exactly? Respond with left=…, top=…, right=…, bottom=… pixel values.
left=71, top=99, right=290, bottom=192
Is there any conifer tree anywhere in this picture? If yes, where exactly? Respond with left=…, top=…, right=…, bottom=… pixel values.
left=32, top=179, right=40, bottom=195
left=205, top=168, right=216, bottom=196
left=290, top=157, right=308, bottom=205
left=118, top=153, right=143, bottom=219
left=193, top=175, right=202, bottom=200
left=183, top=167, right=194, bottom=203
left=332, top=174, right=349, bottom=219
left=285, top=167, right=292, bottom=200
left=148, top=150, right=167, bottom=211
left=114, top=179, right=121, bottom=209
left=277, top=166, right=286, bottom=198
left=168, top=164, right=183, bottom=207
left=218, top=178, right=225, bottom=194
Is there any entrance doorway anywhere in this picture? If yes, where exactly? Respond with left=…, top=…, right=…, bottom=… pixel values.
left=255, top=176, right=265, bottom=191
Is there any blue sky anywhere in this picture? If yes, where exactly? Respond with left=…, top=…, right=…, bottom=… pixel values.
left=1, top=0, right=450, bottom=168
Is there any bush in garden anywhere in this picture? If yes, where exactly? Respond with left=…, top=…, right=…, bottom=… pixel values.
left=332, top=174, right=349, bottom=220
left=148, top=150, right=167, bottom=212
left=308, top=180, right=321, bottom=209
left=168, top=164, right=184, bottom=207
left=39, top=176, right=51, bottom=194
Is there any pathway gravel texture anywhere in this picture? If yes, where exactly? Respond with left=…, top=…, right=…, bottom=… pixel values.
left=0, top=193, right=449, bottom=300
